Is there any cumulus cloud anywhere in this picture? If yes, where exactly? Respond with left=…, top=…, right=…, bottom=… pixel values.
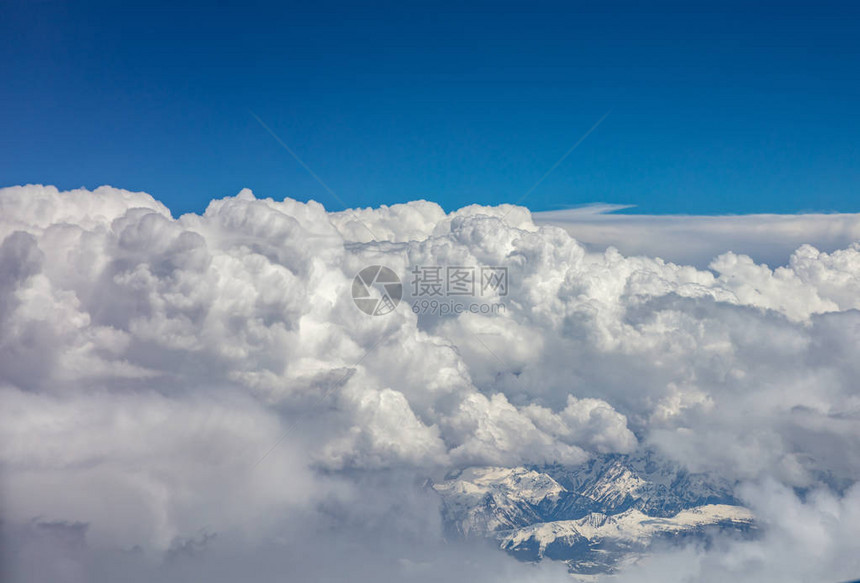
left=610, top=480, right=860, bottom=583
left=2, top=184, right=860, bottom=582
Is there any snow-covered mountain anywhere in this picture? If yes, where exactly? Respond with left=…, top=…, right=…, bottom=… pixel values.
left=432, top=452, right=755, bottom=575
left=432, top=466, right=566, bottom=536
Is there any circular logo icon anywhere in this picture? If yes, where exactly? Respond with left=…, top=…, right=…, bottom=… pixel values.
left=352, top=265, right=402, bottom=316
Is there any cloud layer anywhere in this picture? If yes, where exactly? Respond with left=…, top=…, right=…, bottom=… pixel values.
left=2, top=185, right=860, bottom=582
left=536, top=206, right=860, bottom=268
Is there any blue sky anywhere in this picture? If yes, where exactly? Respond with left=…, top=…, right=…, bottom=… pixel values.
left=2, top=0, right=858, bottom=216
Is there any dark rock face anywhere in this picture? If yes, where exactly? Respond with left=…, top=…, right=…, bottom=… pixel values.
left=536, top=450, right=741, bottom=520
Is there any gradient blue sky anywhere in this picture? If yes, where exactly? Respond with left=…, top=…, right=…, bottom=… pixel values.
left=2, top=0, right=858, bottom=216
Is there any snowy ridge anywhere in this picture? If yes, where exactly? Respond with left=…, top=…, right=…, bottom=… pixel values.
left=500, top=504, right=753, bottom=553
left=432, top=467, right=566, bottom=535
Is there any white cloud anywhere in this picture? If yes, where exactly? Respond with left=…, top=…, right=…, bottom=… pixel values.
left=2, top=184, right=860, bottom=582
left=536, top=207, right=860, bottom=268
left=610, top=480, right=860, bottom=583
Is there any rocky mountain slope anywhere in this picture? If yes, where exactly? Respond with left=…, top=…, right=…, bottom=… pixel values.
left=432, top=451, right=755, bottom=575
